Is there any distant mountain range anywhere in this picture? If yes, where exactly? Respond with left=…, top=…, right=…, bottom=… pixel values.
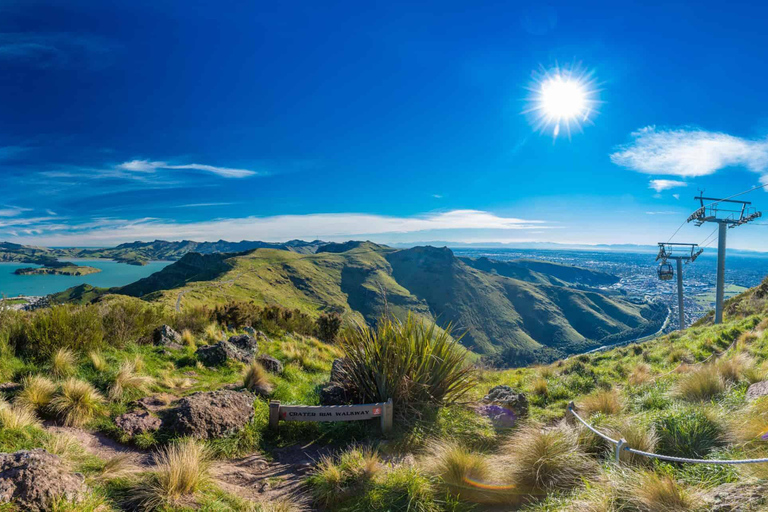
left=51, top=241, right=666, bottom=365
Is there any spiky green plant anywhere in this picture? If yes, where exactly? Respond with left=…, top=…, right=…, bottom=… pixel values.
left=51, top=348, right=76, bottom=378
left=16, top=374, right=56, bottom=411
left=338, top=314, right=475, bottom=413
left=0, top=398, right=39, bottom=429
left=109, top=361, right=153, bottom=400
left=50, top=377, right=105, bottom=427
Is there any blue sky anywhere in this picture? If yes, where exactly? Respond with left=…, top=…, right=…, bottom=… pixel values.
left=2, top=0, right=768, bottom=249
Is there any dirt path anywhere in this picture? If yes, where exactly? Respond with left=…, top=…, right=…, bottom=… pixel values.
left=44, top=425, right=324, bottom=509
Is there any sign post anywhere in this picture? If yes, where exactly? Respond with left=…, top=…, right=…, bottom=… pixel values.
left=268, top=399, right=393, bottom=434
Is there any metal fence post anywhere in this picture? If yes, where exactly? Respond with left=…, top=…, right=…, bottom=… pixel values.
left=615, top=438, right=627, bottom=463
left=381, top=398, right=393, bottom=435
left=565, top=401, right=576, bottom=425
left=269, top=400, right=281, bottom=431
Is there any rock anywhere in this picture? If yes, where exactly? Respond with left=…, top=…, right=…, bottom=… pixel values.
left=196, top=340, right=253, bottom=366
left=115, top=410, right=162, bottom=436
left=482, top=385, right=529, bottom=419
left=319, top=383, right=350, bottom=405
left=706, top=482, right=768, bottom=511
left=257, top=354, right=283, bottom=374
left=0, top=449, right=86, bottom=511
left=746, top=381, right=768, bottom=401
left=169, top=390, right=255, bottom=439
left=330, top=358, right=349, bottom=383
left=152, top=325, right=183, bottom=349
left=132, top=393, right=178, bottom=413
left=0, top=382, right=22, bottom=395
left=227, top=334, right=259, bottom=356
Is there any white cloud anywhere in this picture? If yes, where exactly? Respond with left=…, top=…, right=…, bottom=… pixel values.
left=0, top=206, right=32, bottom=217
left=0, top=210, right=549, bottom=246
left=116, top=159, right=259, bottom=178
left=645, top=211, right=678, bottom=215
left=649, top=179, right=687, bottom=192
left=672, top=194, right=680, bottom=200
left=611, top=127, right=768, bottom=177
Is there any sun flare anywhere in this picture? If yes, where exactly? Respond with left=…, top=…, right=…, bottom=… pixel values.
left=525, top=66, right=599, bottom=139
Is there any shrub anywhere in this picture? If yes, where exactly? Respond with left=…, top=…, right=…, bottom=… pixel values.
left=338, top=314, right=475, bottom=414
left=131, top=438, right=211, bottom=510
left=424, top=439, right=506, bottom=504
left=503, top=422, right=596, bottom=492
left=50, top=378, right=105, bottom=427
left=100, top=298, right=165, bottom=346
left=16, top=375, right=56, bottom=411
left=579, top=388, right=621, bottom=416
left=316, top=312, right=342, bottom=342
left=109, top=362, right=154, bottom=401
left=9, top=305, right=103, bottom=359
left=0, top=398, right=39, bottom=429
left=654, top=408, right=725, bottom=458
left=51, top=348, right=77, bottom=378
left=243, top=360, right=272, bottom=394
left=674, top=366, right=725, bottom=401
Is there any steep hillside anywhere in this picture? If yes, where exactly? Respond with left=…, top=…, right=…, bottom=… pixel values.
left=73, top=244, right=664, bottom=363
left=460, top=256, right=619, bottom=288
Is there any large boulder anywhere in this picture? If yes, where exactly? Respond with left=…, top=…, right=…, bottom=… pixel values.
left=482, top=385, right=529, bottom=419
left=746, top=381, right=768, bottom=401
left=115, top=410, right=162, bottom=436
left=706, top=482, right=768, bottom=511
left=152, top=325, right=183, bottom=349
left=228, top=334, right=258, bottom=356
left=0, top=449, right=86, bottom=511
left=168, top=390, right=255, bottom=439
left=196, top=340, right=253, bottom=366
left=257, top=354, right=284, bottom=374
left=319, top=383, right=351, bottom=406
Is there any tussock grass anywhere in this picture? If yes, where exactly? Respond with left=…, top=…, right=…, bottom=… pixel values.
left=88, top=350, right=109, bottom=373
left=715, top=352, right=754, bottom=383
left=203, top=323, right=221, bottom=343
left=424, top=439, right=508, bottom=504
left=628, top=363, right=652, bottom=385
left=503, top=422, right=596, bottom=492
left=674, top=366, right=725, bottom=401
left=109, top=361, right=154, bottom=400
left=50, top=377, right=105, bottom=427
left=131, top=438, right=211, bottom=510
left=243, top=360, right=272, bottom=394
left=531, top=378, right=548, bottom=396
left=339, top=314, right=475, bottom=413
left=0, top=398, right=39, bottom=429
left=579, top=388, right=621, bottom=416
left=309, top=446, right=384, bottom=507
left=610, top=418, right=658, bottom=465
left=51, top=348, right=76, bottom=378
left=16, top=374, right=56, bottom=411
left=654, top=407, right=724, bottom=458
left=728, top=397, right=768, bottom=443
left=619, top=470, right=698, bottom=511
left=181, top=328, right=196, bottom=349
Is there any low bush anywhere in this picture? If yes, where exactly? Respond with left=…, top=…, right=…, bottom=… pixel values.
left=316, top=312, right=342, bottom=342
left=654, top=407, right=725, bottom=458
left=9, top=305, right=104, bottom=359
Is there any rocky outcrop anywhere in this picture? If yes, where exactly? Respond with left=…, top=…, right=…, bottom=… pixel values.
left=196, top=334, right=258, bottom=366
left=257, top=354, right=283, bottom=374
left=746, top=381, right=768, bottom=401
left=483, top=385, right=529, bottom=418
left=115, top=410, right=162, bottom=436
left=228, top=334, right=258, bottom=354
left=152, top=325, right=183, bottom=349
left=706, top=481, right=768, bottom=511
left=319, top=383, right=350, bottom=405
left=168, top=390, right=255, bottom=439
left=0, top=449, right=86, bottom=511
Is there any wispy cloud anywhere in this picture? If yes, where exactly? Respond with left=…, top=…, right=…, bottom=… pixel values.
left=673, top=194, right=680, bottom=200
left=0, top=206, right=32, bottom=217
left=645, top=211, right=678, bottom=215
left=0, top=210, right=549, bottom=245
left=172, top=202, right=236, bottom=208
left=649, top=179, right=687, bottom=192
left=117, top=160, right=260, bottom=178
left=0, top=33, right=114, bottom=69
left=611, top=126, right=768, bottom=178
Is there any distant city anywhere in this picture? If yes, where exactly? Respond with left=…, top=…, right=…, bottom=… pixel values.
left=453, top=247, right=768, bottom=330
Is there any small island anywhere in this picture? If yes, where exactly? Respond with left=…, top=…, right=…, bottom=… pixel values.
left=14, top=265, right=102, bottom=276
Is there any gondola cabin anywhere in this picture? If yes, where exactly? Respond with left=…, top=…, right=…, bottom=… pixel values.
left=657, top=262, right=674, bottom=281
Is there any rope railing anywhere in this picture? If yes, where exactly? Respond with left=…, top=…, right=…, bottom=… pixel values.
left=566, top=402, right=768, bottom=465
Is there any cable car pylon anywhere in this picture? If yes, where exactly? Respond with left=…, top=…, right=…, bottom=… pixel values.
left=656, top=242, right=703, bottom=330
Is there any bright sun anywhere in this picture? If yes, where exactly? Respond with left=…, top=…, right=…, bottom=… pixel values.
left=524, top=66, right=599, bottom=139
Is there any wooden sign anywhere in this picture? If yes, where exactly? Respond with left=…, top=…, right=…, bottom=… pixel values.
left=268, top=399, right=393, bottom=434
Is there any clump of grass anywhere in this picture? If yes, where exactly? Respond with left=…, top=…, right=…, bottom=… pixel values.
left=423, top=439, right=506, bottom=504
left=131, top=354, right=145, bottom=373
left=531, top=378, right=548, bottom=396
left=579, top=388, right=621, bottom=416
left=309, top=446, right=383, bottom=507
left=203, top=323, right=221, bottom=343
left=0, top=398, right=39, bottom=429
left=131, top=438, right=211, bottom=510
left=243, top=360, right=272, bottom=395
left=109, top=361, right=154, bottom=401
left=16, top=374, right=56, bottom=411
left=50, top=377, right=105, bottom=427
left=728, top=397, right=768, bottom=443
left=51, top=348, right=77, bottom=378
left=89, top=351, right=109, bottom=373
left=715, top=352, right=754, bottom=383
left=628, top=363, right=651, bottom=385
left=618, top=469, right=698, bottom=511
left=338, top=314, right=475, bottom=413
left=610, top=418, right=658, bottom=465
left=654, top=407, right=724, bottom=458
left=503, top=422, right=596, bottom=492
left=674, top=365, right=725, bottom=401
left=181, top=329, right=196, bottom=349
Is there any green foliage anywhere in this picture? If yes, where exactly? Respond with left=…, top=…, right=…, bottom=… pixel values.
left=339, top=314, right=475, bottom=414
left=8, top=305, right=104, bottom=360
left=316, top=312, right=342, bottom=342
left=653, top=407, right=725, bottom=459
left=100, top=298, right=165, bottom=345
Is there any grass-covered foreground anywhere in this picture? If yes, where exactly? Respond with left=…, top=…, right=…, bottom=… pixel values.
left=0, top=276, right=767, bottom=510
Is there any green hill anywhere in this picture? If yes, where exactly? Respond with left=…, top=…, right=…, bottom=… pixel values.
left=71, top=243, right=664, bottom=364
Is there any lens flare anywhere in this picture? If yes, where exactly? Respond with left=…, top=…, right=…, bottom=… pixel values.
left=524, top=64, right=600, bottom=139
